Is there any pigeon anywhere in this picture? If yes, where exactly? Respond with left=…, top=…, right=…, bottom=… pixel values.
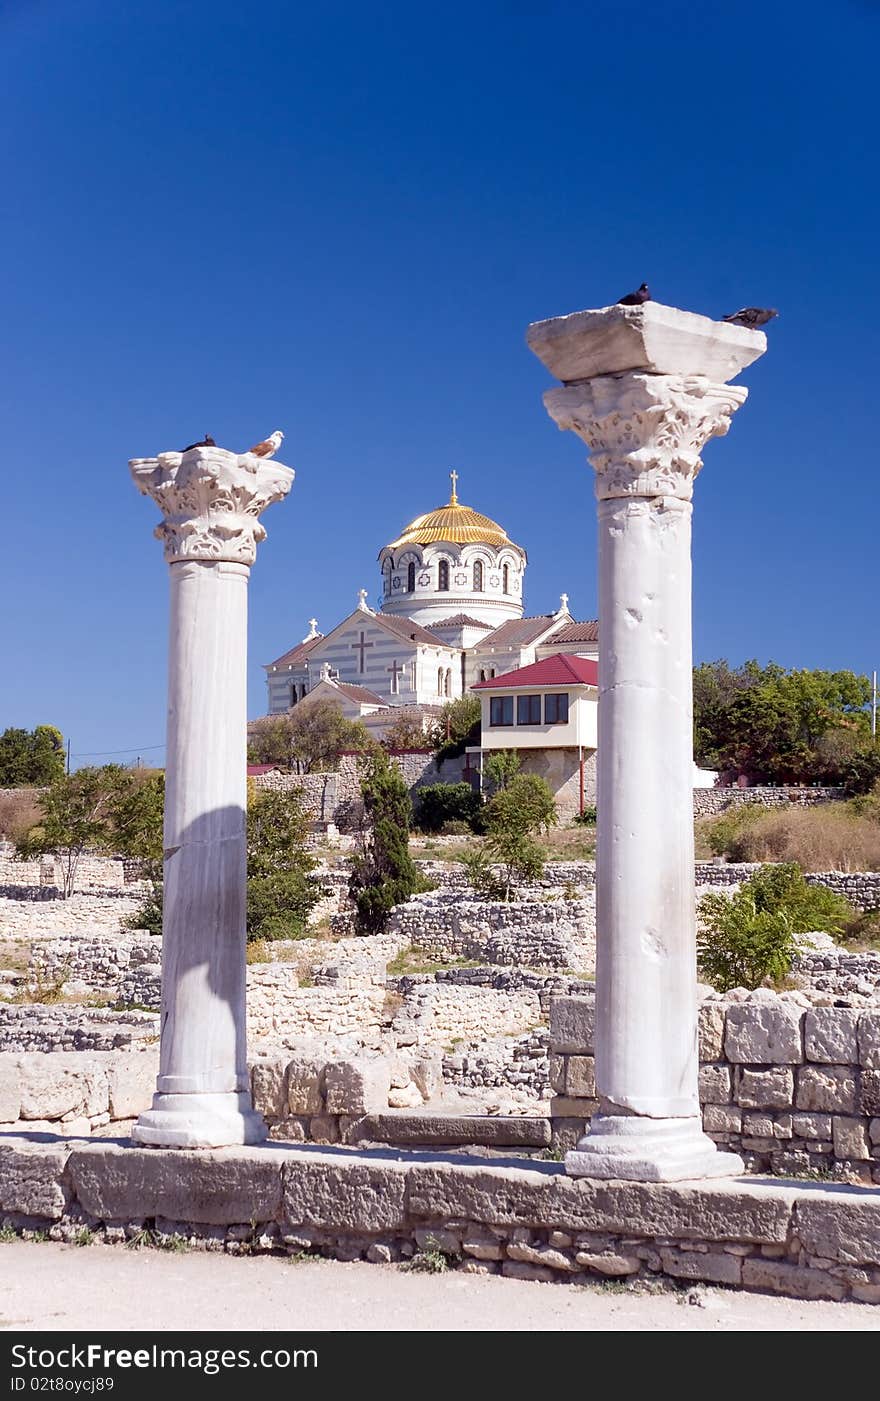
left=181, top=434, right=216, bottom=452
left=722, top=307, right=778, bottom=330
left=617, top=282, right=651, bottom=306
left=248, top=430, right=284, bottom=458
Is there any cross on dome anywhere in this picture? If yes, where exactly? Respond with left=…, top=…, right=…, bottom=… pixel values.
left=449, top=469, right=459, bottom=505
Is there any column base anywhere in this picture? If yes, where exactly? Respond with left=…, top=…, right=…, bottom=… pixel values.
left=565, top=1114, right=744, bottom=1183
left=131, top=1092, right=267, bottom=1150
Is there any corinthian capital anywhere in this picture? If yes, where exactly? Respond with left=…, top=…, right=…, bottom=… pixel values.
left=544, top=374, right=748, bottom=501
left=130, top=446, right=294, bottom=565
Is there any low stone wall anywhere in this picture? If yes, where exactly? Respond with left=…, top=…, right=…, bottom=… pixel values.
left=548, top=992, right=880, bottom=1182
left=693, top=787, right=846, bottom=817
left=391, top=983, right=544, bottom=1045
left=0, top=1006, right=158, bottom=1054
left=3, top=1137, right=879, bottom=1302
left=441, top=1030, right=550, bottom=1099
left=792, top=950, right=880, bottom=998
left=253, top=752, right=462, bottom=827
left=0, top=1051, right=158, bottom=1134
left=29, top=933, right=162, bottom=1005
left=0, top=890, right=147, bottom=942
left=389, top=893, right=595, bottom=972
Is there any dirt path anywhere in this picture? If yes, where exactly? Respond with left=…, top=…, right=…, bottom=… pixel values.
left=1, top=1241, right=878, bottom=1332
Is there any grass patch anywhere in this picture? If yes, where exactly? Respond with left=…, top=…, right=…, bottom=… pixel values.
left=697, top=801, right=880, bottom=872
left=0, top=1226, right=18, bottom=1243
left=386, top=948, right=481, bottom=977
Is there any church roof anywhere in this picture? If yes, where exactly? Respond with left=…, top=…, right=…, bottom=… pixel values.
left=472, top=653, right=599, bottom=689
left=266, top=635, right=323, bottom=670
left=550, top=619, right=600, bottom=643
left=430, top=613, right=494, bottom=630
left=333, top=682, right=387, bottom=706
left=475, top=614, right=560, bottom=649
left=373, top=612, right=445, bottom=647
left=386, top=476, right=522, bottom=550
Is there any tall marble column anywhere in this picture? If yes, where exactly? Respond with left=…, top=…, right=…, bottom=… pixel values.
left=527, top=303, right=765, bottom=1180
left=129, top=443, right=294, bottom=1148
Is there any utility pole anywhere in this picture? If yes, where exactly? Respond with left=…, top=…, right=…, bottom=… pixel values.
left=66, top=738, right=71, bottom=775
left=873, top=670, right=877, bottom=740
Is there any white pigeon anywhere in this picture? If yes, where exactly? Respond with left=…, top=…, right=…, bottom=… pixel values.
left=248, top=429, right=284, bottom=458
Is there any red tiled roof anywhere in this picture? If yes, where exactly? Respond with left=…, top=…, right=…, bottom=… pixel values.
left=266, top=635, right=322, bottom=670
left=246, top=763, right=278, bottom=775
left=550, top=619, right=600, bottom=644
left=472, top=653, right=598, bottom=690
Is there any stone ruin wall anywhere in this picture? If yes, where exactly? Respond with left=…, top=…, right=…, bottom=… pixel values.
left=3, top=1135, right=880, bottom=1304
left=549, top=993, right=880, bottom=1183
left=692, top=785, right=846, bottom=817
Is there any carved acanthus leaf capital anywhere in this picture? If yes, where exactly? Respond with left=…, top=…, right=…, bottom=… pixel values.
left=543, top=374, right=748, bottom=501
left=129, top=446, right=294, bottom=565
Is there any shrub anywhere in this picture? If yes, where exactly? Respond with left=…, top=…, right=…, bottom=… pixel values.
left=464, top=772, right=557, bottom=900
left=573, top=805, right=597, bottom=825
left=415, top=783, right=483, bottom=834
left=350, top=748, right=432, bottom=933
left=697, top=862, right=854, bottom=992
left=483, top=750, right=520, bottom=792
left=430, top=698, right=481, bottom=767
left=246, top=871, right=317, bottom=942
left=246, top=788, right=318, bottom=942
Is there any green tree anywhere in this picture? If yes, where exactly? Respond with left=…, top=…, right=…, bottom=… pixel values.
left=349, top=748, right=431, bottom=933
left=483, top=749, right=520, bottom=792
left=246, top=787, right=319, bottom=941
left=262, top=699, right=372, bottom=773
left=697, top=862, right=853, bottom=992
left=17, top=765, right=125, bottom=898
left=112, top=770, right=166, bottom=937
left=0, top=725, right=65, bottom=787
left=381, top=712, right=433, bottom=751
left=693, top=660, right=876, bottom=787
left=473, top=772, right=557, bottom=900
left=430, top=697, right=481, bottom=767
left=414, top=782, right=483, bottom=834
left=247, top=714, right=297, bottom=769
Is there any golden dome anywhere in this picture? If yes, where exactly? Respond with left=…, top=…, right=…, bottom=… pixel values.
left=388, top=474, right=516, bottom=549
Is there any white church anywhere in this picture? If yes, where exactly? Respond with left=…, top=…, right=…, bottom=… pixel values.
left=264, top=473, right=599, bottom=728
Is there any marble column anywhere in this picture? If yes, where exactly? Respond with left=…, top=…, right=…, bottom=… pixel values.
left=527, top=303, right=766, bottom=1180
left=129, top=444, right=293, bottom=1148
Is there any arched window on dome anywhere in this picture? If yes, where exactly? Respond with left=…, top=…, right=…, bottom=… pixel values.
left=445, top=668, right=452, bottom=698
left=473, top=560, right=484, bottom=592
left=438, top=560, right=449, bottom=592
left=407, top=561, right=416, bottom=592
left=437, top=667, right=444, bottom=696
left=383, top=561, right=392, bottom=595
left=502, top=563, right=510, bottom=594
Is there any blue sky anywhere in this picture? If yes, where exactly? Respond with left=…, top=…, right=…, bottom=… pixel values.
left=2, top=0, right=877, bottom=766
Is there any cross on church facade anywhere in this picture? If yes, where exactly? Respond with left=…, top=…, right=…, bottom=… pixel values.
left=351, top=630, right=374, bottom=671
left=387, top=658, right=404, bottom=693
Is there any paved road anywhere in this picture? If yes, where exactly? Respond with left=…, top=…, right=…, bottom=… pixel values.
left=1, top=1242, right=878, bottom=1332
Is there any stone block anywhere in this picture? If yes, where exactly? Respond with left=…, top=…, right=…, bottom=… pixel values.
left=804, top=1009, right=859, bottom=1065
left=506, top=1242, right=577, bottom=1272
left=0, top=1138, right=72, bottom=1220
left=548, top=996, right=594, bottom=1054
left=860, top=1071, right=880, bottom=1118
left=549, top=1055, right=567, bottom=1094
left=796, top=1066, right=858, bottom=1114
left=361, top=1112, right=551, bottom=1149
left=659, top=1247, right=742, bottom=1286
left=0, top=1062, right=20, bottom=1123
left=462, top=1232, right=504, bottom=1261
left=698, top=1063, right=731, bottom=1104
left=388, top=1084, right=423, bottom=1110
left=405, top=1163, right=793, bottom=1243
left=251, top=1060, right=288, bottom=1119
left=410, top=1053, right=442, bottom=1102
left=107, top=1056, right=157, bottom=1121
left=324, top=1059, right=390, bottom=1115
left=18, top=1056, right=109, bottom=1121
left=286, top=1057, right=325, bottom=1116
left=736, top=1067, right=794, bottom=1110
left=698, top=1002, right=726, bottom=1062
left=794, top=1193, right=880, bottom=1266
left=282, top=1154, right=408, bottom=1233
left=565, top=1056, right=596, bottom=1099
left=857, top=1011, right=880, bottom=1070
left=549, top=1096, right=597, bottom=1120
left=741, top=1257, right=846, bottom=1301
left=742, top=1112, right=791, bottom=1140
left=792, top=1112, right=833, bottom=1140
left=574, top=1251, right=639, bottom=1276
left=702, top=1103, right=741, bottom=1134
left=724, top=1003, right=803, bottom=1064
left=307, top=1115, right=340, bottom=1144
left=69, top=1144, right=283, bottom=1224
left=832, top=1117, right=872, bottom=1162
left=870, top=1118, right=880, bottom=1146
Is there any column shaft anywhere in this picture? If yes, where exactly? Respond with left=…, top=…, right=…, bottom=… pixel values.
left=595, top=495, right=698, bottom=1117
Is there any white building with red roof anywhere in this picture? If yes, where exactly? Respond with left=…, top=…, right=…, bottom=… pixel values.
left=471, top=653, right=599, bottom=818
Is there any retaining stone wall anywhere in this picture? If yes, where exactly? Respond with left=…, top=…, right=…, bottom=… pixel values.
left=548, top=991, right=880, bottom=1183
left=2, top=1138, right=879, bottom=1303
left=0, top=1007, right=158, bottom=1054
left=389, top=893, right=595, bottom=972
left=253, top=752, right=463, bottom=826
left=692, top=787, right=846, bottom=817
